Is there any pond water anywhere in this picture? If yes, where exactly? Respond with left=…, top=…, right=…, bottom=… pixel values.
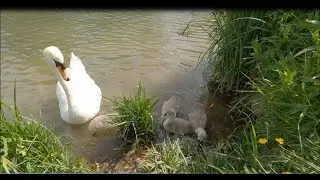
left=1, top=10, right=212, bottom=163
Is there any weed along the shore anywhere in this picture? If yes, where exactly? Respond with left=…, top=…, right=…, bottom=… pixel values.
left=109, top=81, right=157, bottom=149
left=0, top=82, right=90, bottom=173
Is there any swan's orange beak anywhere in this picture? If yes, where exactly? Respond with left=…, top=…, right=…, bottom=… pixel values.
left=57, top=66, right=70, bottom=81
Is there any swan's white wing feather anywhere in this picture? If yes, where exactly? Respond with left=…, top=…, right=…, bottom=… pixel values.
left=69, top=52, right=95, bottom=85
left=70, top=52, right=85, bottom=73
left=69, top=53, right=102, bottom=117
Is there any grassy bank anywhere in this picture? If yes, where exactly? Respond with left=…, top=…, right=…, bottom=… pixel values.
left=0, top=82, right=90, bottom=173
left=1, top=10, right=319, bottom=174
left=138, top=10, right=320, bottom=174
left=202, top=9, right=320, bottom=173
left=0, top=103, right=90, bottom=173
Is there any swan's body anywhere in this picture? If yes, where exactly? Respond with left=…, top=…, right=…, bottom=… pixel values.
left=43, top=46, right=102, bottom=125
left=188, top=103, right=208, bottom=141
left=161, top=95, right=185, bottom=125
left=162, top=109, right=194, bottom=135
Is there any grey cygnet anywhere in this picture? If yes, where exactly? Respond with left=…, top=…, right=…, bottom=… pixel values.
left=162, top=108, right=194, bottom=135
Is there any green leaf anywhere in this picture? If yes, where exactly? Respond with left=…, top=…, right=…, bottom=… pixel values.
left=293, top=45, right=320, bottom=58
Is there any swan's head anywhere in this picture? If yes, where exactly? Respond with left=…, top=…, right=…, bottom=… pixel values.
left=42, top=46, right=70, bottom=81
left=195, top=127, right=207, bottom=141
left=162, top=117, right=174, bottom=132
left=162, top=108, right=176, bottom=130
left=163, top=108, right=176, bottom=118
left=192, top=103, right=204, bottom=111
left=161, top=108, right=176, bottom=125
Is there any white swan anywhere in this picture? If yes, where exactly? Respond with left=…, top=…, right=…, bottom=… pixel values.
left=42, top=46, right=102, bottom=125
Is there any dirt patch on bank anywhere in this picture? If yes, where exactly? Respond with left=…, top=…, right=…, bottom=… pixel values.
left=90, top=149, right=148, bottom=173
left=205, top=87, right=235, bottom=142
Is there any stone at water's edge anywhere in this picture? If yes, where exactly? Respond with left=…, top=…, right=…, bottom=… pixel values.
left=88, top=114, right=118, bottom=137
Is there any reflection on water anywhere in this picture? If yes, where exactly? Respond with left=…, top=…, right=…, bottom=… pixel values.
left=1, top=10, right=211, bottom=162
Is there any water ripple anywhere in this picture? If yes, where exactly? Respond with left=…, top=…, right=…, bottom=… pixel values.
left=1, top=10, right=212, bottom=162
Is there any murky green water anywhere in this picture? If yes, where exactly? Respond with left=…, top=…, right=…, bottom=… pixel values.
left=1, top=10, right=211, bottom=163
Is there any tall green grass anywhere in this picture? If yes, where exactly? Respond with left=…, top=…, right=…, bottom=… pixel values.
left=155, top=9, right=320, bottom=174
left=205, top=9, right=320, bottom=169
left=140, top=124, right=320, bottom=174
left=202, top=10, right=270, bottom=92
left=110, top=82, right=157, bottom=149
left=215, top=10, right=320, bottom=144
left=0, top=81, right=89, bottom=173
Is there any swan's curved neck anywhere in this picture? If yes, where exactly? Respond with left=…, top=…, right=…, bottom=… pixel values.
left=54, top=70, right=74, bottom=107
